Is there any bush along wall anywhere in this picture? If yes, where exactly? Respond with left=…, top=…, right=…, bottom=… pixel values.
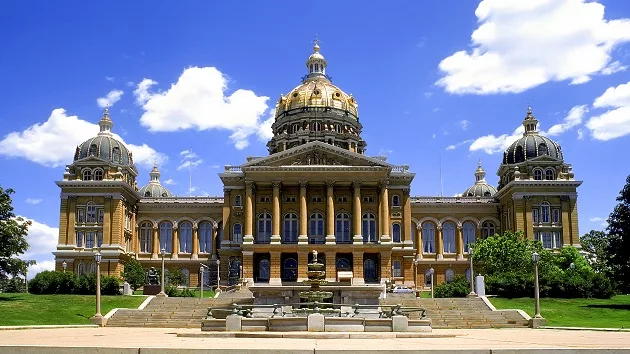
left=434, top=275, right=470, bottom=298
left=28, top=271, right=121, bottom=295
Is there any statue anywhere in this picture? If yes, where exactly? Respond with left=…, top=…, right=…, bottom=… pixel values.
left=312, top=250, right=318, bottom=263
left=147, top=267, right=159, bottom=285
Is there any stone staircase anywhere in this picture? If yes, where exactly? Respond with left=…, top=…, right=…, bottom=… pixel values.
left=380, top=297, right=529, bottom=329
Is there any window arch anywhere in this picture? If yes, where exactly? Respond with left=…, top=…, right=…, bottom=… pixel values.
left=392, top=223, right=401, bottom=243
left=199, top=222, right=213, bottom=253
left=112, top=147, right=120, bottom=163
left=283, top=213, right=298, bottom=243
left=392, top=260, right=402, bottom=277
left=309, top=213, right=325, bottom=244
left=533, top=168, right=543, bottom=180
left=481, top=222, right=495, bottom=238
left=362, top=212, right=376, bottom=243
left=93, top=169, right=103, bottom=181
left=463, top=222, right=476, bottom=253
left=139, top=222, right=152, bottom=253
left=538, top=143, right=548, bottom=155
left=336, top=257, right=351, bottom=270
left=392, top=195, right=400, bottom=207
left=159, top=222, right=173, bottom=253
left=179, top=221, right=192, bottom=253
left=233, top=223, right=243, bottom=244
left=545, top=168, right=555, bottom=180
left=234, top=195, right=242, bottom=207
left=89, top=144, right=98, bottom=156
left=257, top=213, right=272, bottom=243
left=422, top=222, right=435, bottom=253
left=445, top=268, right=455, bottom=283
left=442, top=222, right=456, bottom=254
left=335, top=213, right=351, bottom=243
left=83, top=169, right=92, bottom=181
left=541, top=201, right=551, bottom=223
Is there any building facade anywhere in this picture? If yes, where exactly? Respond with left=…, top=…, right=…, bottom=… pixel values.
left=53, top=43, right=582, bottom=288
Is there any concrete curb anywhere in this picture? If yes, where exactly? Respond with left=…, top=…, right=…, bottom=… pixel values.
left=138, top=295, right=155, bottom=310
left=541, top=326, right=630, bottom=332
left=480, top=296, right=532, bottom=321
left=0, top=325, right=98, bottom=331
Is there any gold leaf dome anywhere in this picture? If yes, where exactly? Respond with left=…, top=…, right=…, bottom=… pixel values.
left=275, top=79, right=358, bottom=119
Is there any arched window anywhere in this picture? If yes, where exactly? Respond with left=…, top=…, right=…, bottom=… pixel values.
left=93, top=169, right=103, bottom=181
left=179, top=221, right=192, bottom=253
left=309, top=64, right=314, bottom=73
left=181, top=268, right=190, bottom=287
left=282, top=258, right=298, bottom=282
left=112, top=147, right=120, bottom=163
left=362, top=212, right=376, bottom=243
left=233, top=223, right=243, bottom=244
left=392, top=260, right=402, bottom=277
left=234, top=195, right=242, bottom=207
left=422, top=222, right=435, bottom=253
left=410, top=223, right=416, bottom=247
left=283, top=213, right=298, bottom=243
left=76, top=231, right=84, bottom=247
left=534, top=169, right=543, bottom=180
left=538, top=143, right=548, bottom=155
left=291, top=124, right=299, bottom=134
left=312, top=122, right=322, bottom=131
left=545, top=169, right=555, bottom=180
left=258, top=259, right=270, bottom=281
left=515, top=145, right=524, bottom=162
left=424, top=269, right=433, bottom=286
left=463, top=222, right=476, bottom=253
left=481, top=222, right=495, bottom=238
left=335, top=213, right=351, bottom=243
left=86, top=203, right=96, bottom=223
left=89, top=144, right=98, bottom=156
left=392, top=223, right=401, bottom=243
left=83, top=169, right=92, bottom=181
left=541, top=202, right=551, bottom=223
left=446, top=269, right=455, bottom=283
left=257, top=213, right=272, bottom=243
left=335, top=124, right=342, bottom=133
left=199, top=222, right=213, bottom=253
left=140, top=222, right=152, bottom=253
left=363, top=259, right=377, bottom=282
left=336, top=257, right=351, bottom=270
left=159, top=222, right=173, bottom=253
left=442, top=222, right=456, bottom=254
left=392, top=195, right=400, bottom=207
left=309, top=213, right=324, bottom=244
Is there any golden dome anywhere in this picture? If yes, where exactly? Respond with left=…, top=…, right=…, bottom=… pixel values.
left=275, top=79, right=358, bottom=119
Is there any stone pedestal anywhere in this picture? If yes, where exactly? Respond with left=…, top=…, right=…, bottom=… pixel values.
left=143, top=285, right=161, bottom=295
left=529, top=317, right=546, bottom=328
left=122, top=282, right=132, bottom=295
left=226, top=314, right=242, bottom=331
left=307, top=313, right=325, bottom=332
left=475, top=275, right=486, bottom=296
left=89, top=314, right=106, bottom=327
left=392, top=315, right=408, bottom=332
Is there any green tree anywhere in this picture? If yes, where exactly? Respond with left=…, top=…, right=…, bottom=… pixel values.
left=0, top=186, right=33, bottom=281
left=121, top=257, right=146, bottom=291
left=606, top=174, right=630, bottom=293
left=168, top=268, right=186, bottom=287
left=580, top=230, right=610, bottom=273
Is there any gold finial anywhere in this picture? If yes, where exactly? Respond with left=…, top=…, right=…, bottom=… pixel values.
left=313, top=36, right=321, bottom=52
left=104, top=106, right=110, bottom=116
left=478, top=159, right=482, bottom=167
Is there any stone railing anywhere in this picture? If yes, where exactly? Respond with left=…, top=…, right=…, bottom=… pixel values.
left=391, top=165, right=410, bottom=173
left=138, top=197, right=224, bottom=204
left=223, top=165, right=242, bottom=173
left=411, top=196, right=496, bottom=204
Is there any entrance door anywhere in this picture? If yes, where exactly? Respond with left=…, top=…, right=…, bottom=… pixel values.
left=363, top=253, right=380, bottom=283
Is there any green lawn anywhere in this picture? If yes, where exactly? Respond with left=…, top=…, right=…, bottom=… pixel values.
left=0, top=293, right=147, bottom=326
left=132, top=289, right=216, bottom=298
left=489, top=295, right=630, bottom=329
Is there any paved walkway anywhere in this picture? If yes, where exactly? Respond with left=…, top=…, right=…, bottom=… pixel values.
left=0, top=327, right=629, bottom=353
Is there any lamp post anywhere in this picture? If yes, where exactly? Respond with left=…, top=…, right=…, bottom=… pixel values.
left=216, top=259, right=221, bottom=292
left=529, top=251, right=546, bottom=328
left=413, top=259, right=420, bottom=298
left=199, top=266, right=204, bottom=299
left=157, top=248, right=167, bottom=297
left=89, top=251, right=104, bottom=326
left=570, top=262, right=575, bottom=271
left=468, top=247, right=477, bottom=297
left=62, top=261, right=67, bottom=273
left=429, top=267, right=435, bottom=298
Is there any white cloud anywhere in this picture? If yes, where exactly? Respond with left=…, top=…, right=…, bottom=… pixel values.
left=577, top=129, right=584, bottom=140
left=458, top=120, right=470, bottom=130
left=180, top=149, right=198, bottom=160
left=177, top=159, right=203, bottom=171
left=96, top=89, right=124, bottom=108
left=446, top=139, right=473, bottom=151
left=547, top=105, right=588, bottom=136
left=0, top=108, right=166, bottom=168
left=433, top=108, right=441, bottom=112
left=436, top=0, right=630, bottom=94
left=424, top=92, right=433, bottom=99
left=134, top=67, right=270, bottom=150
left=20, top=218, right=58, bottom=261
left=28, top=261, right=55, bottom=279
left=469, top=125, right=524, bottom=154
left=25, top=198, right=42, bottom=205
left=105, top=76, right=115, bottom=82
left=589, top=217, right=603, bottom=222
left=587, top=81, right=630, bottom=140
left=163, top=178, right=176, bottom=185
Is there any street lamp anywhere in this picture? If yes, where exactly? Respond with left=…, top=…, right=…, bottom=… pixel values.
left=89, top=251, right=104, bottom=326
left=413, top=259, right=420, bottom=298
left=429, top=267, right=435, bottom=299
left=570, top=262, right=575, bottom=270
left=468, top=247, right=477, bottom=297
left=62, top=261, right=67, bottom=273
left=199, top=266, right=204, bottom=298
left=216, top=259, right=221, bottom=292
left=157, top=248, right=167, bottom=297
left=529, top=251, right=546, bottom=328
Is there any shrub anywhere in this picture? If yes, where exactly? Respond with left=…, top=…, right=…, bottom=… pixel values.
left=165, top=285, right=196, bottom=297
left=75, top=274, right=96, bottom=295
left=121, top=257, right=146, bottom=291
left=28, top=271, right=123, bottom=295
left=101, top=276, right=121, bottom=295
left=434, top=275, right=470, bottom=298
left=0, top=277, right=26, bottom=293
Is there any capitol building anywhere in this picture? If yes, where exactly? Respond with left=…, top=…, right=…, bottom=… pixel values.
left=53, top=43, right=582, bottom=288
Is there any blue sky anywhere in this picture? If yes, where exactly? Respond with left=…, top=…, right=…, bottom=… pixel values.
left=1, top=0, right=629, bottom=276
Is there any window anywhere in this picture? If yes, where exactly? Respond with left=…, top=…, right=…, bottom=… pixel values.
left=446, top=269, right=455, bottom=283
left=533, top=209, right=539, bottom=223
left=234, top=195, right=242, bottom=207
left=86, top=232, right=95, bottom=248
left=112, top=147, right=120, bottom=163
left=335, top=213, right=351, bottom=243
left=98, top=209, right=104, bottom=223
left=545, top=169, right=555, bottom=180
left=283, top=213, right=298, bottom=243
left=515, top=146, right=524, bottom=162
left=76, top=231, right=84, bottom=247
left=77, top=208, right=85, bottom=223
left=392, top=260, right=402, bottom=277
left=442, top=222, right=456, bottom=254
left=309, top=213, right=325, bottom=244
left=233, top=223, right=243, bottom=244
left=159, top=222, right=173, bottom=253
left=336, top=196, right=349, bottom=203
left=553, top=231, right=562, bottom=248
left=422, top=223, right=435, bottom=253
left=199, top=222, right=213, bottom=253
left=140, top=222, right=152, bottom=253
left=392, top=195, right=400, bottom=207
left=89, top=144, right=98, bottom=156
left=285, top=196, right=297, bottom=203
left=552, top=209, right=560, bottom=224
left=481, top=222, right=495, bottom=238
left=534, top=169, right=543, bottom=180
left=282, top=258, right=298, bottom=282
left=538, top=143, right=548, bottom=155
left=258, top=259, right=270, bottom=281
left=362, top=213, right=376, bottom=243
left=259, top=196, right=271, bottom=203
left=362, top=196, right=375, bottom=203
left=86, top=203, right=96, bottom=223
left=335, top=124, right=342, bottom=133
left=410, top=223, right=416, bottom=247
left=392, top=223, right=401, bottom=243
left=336, top=257, right=351, bottom=270
left=83, top=169, right=92, bottom=181
left=181, top=268, right=190, bottom=287
left=257, top=213, right=272, bottom=243
left=424, top=269, right=433, bottom=286
left=94, top=170, right=103, bottom=181
left=291, top=124, right=299, bottom=133
left=97, top=231, right=103, bottom=247
left=541, top=202, right=550, bottom=223
left=312, top=122, right=322, bottom=131
left=465, top=268, right=472, bottom=281
left=463, top=222, right=475, bottom=253
left=311, top=196, right=322, bottom=203
left=179, top=222, right=192, bottom=253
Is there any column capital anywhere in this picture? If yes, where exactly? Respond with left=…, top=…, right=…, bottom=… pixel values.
left=271, top=180, right=282, bottom=189
left=379, top=180, right=389, bottom=189
left=245, top=180, right=256, bottom=190
left=402, top=188, right=410, bottom=196
left=299, top=181, right=308, bottom=188
left=352, top=180, right=362, bottom=189
left=223, top=187, right=232, bottom=193
left=326, top=180, right=335, bottom=188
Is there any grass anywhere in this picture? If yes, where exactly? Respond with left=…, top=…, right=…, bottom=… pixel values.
left=0, top=293, right=147, bottom=326
left=132, top=289, right=216, bottom=298
left=489, top=295, right=630, bottom=329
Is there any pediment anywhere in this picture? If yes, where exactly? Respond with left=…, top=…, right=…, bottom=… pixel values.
left=241, top=141, right=391, bottom=168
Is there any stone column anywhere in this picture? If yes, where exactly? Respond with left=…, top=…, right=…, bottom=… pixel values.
left=561, top=196, right=571, bottom=246
left=352, top=181, right=363, bottom=244
left=211, top=224, right=218, bottom=260
left=103, top=196, right=112, bottom=244
left=403, top=189, right=412, bottom=246
left=298, top=181, right=308, bottom=244
left=269, top=251, right=282, bottom=285
left=172, top=225, right=179, bottom=259
left=456, top=225, right=464, bottom=260
left=352, top=251, right=364, bottom=285
left=152, top=226, right=158, bottom=259
left=416, top=223, right=423, bottom=260
left=325, top=181, right=335, bottom=244
left=244, top=182, right=254, bottom=243
left=437, top=225, right=444, bottom=260
left=380, top=181, right=391, bottom=243
left=222, top=188, right=232, bottom=246
left=67, top=197, right=76, bottom=245
left=131, top=208, right=137, bottom=252
left=271, top=181, right=281, bottom=244
left=192, top=226, right=199, bottom=260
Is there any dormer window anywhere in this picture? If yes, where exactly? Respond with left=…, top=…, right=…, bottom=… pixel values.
left=89, top=144, right=98, bottom=156
left=83, top=169, right=92, bottom=181
left=145, top=191, right=151, bottom=197
left=94, top=169, right=103, bottom=181
left=538, top=143, right=547, bottom=155
left=533, top=169, right=543, bottom=180
left=112, top=147, right=120, bottom=163
left=545, top=169, right=555, bottom=180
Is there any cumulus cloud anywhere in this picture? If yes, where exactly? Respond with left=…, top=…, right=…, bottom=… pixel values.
left=163, top=178, right=176, bottom=185
left=177, top=159, right=203, bottom=171
left=96, top=89, right=124, bottom=108
left=468, top=125, right=523, bottom=154
left=0, top=108, right=166, bottom=168
left=133, top=67, right=270, bottom=149
left=180, top=149, right=198, bottom=160
left=20, top=218, right=58, bottom=262
left=25, top=198, right=42, bottom=205
left=587, top=81, right=630, bottom=140
left=437, top=0, right=630, bottom=94
left=546, top=105, right=588, bottom=136
left=458, top=120, right=470, bottom=130
left=446, top=139, right=474, bottom=151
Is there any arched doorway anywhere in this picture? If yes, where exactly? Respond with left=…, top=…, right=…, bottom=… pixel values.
left=228, top=257, right=241, bottom=286
left=282, top=257, right=298, bottom=282
left=253, top=253, right=270, bottom=283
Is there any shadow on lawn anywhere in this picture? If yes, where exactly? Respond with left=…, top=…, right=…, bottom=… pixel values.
left=0, top=296, right=21, bottom=302
left=584, top=304, right=630, bottom=311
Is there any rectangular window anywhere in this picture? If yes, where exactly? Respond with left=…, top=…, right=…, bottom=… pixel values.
left=552, top=231, right=562, bottom=249
left=98, top=209, right=104, bottom=223
left=77, top=209, right=85, bottom=223
left=310, top=196, right=322, bottom=203
left=542, top=232, right=552, bottom=249
left=86, top=205, right=96, bottom=223
left=336, top=196, right=349, bottom=203
left=97, top=231, right=103, bottom=247
left=85, top=232, right=96, bottom=248
left=284, top=196, right=297, bottom=203
left=233, top=224, right=243, bottom=244
left=532, top=209, right=539, bottom=223
left=76, top=232, right=84, bottom=247
left=552, top=209, right=560, bottom=224
left=362, top=196, right=375, bottom=203
left=542, top=206, right=550, bottom=223
left=259, top=196, right=271, bottom=203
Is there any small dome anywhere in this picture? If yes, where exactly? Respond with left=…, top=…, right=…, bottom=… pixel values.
left=138, top=164, right=173, bottom=198
left=463, top=161, right=497, bottom=197
left=73, top=108, right=136, bottom=169
left=503, top=106, right=563, bottom=165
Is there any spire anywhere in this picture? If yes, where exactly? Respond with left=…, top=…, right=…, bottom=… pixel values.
left=475, top=160, right=486, bottom=183
left=305, top=38, right=328, bottom=82
left=149, top=162, right=161, bottom=183
left=97, top=107, right=114, bottom=137
left=522, top=105, right=539, bottom=136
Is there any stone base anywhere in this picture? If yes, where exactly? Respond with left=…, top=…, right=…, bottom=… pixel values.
left=250, top=284, right=384, bottom=306
left=307, top=314, right=324, bottom=332
left=89, top=314, right=106, bottom=327
left=529, top=317, right=547, bottom=328
left=143, top=285, right=162, bottom=295
left=226, top=315, right=242, bottom=331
